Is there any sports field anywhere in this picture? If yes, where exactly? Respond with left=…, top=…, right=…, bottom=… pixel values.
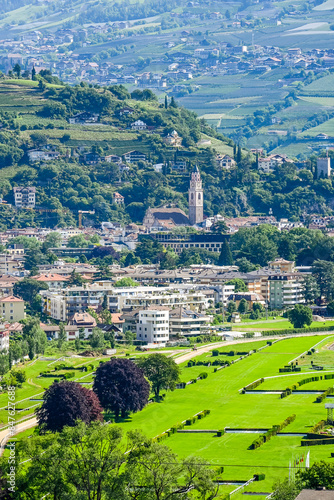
left=115, top=335, right=334, bottom=497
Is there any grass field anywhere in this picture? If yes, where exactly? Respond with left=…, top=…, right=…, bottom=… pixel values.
left=103, top=335, right=333, bottom=496
left=2, top=330, right=334, bottom=492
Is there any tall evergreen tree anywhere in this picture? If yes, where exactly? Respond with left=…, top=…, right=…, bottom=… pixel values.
left=164, top=95, right=168, bottom=109
left=237, top=145, right=242, bottom=163
left=218, top=240, right=233, bottom=266
left=31, top=66, right=36, bottom=80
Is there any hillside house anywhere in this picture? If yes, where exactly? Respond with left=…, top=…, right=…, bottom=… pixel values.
left=112, top=192, right=124, bottom=205
left=123, top=150, right=147, bottom=162
left=68, top=112, right=99, bottom=124
left=131, top=120, right=147, bottom=131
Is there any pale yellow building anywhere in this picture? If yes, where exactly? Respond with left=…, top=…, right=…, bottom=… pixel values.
left=0, top=296, right=25, bottom=322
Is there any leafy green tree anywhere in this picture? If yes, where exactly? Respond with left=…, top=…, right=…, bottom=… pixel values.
left=57, top=323, right=67, bottom=349
left=114, top=277, right=139, bottom=287
left=235, top=257, right=257, bottom=272
left=226, top=278, right=248, bottom=292
left=0, top=353, right=9, bottom=376
left=67, top=234, right=89, bottom=248
left=22, top=317, right=47, bottom=358
left=287, top=304, right=313, bottom=329
left=124, top=330, right=136, bottom=344
left=312, top=260, right=334, bottom=300
left=238, top=298, right=249, bottom=314
left=11, top=368, right=26, bottom=384
left=125, top=432, right=219, bottom=500
left=42, top=232, right=62, bottom=250
left=227, top=301, right=236, bottom=314
left=218, top=240, right=233, bottom=266
left=138, top=353, right=181, bottom=398
left=13, top=279, right=48, bottom=306
left=303, top=275, right=320, bottom=304
left=296, top=460, right=334, bottom=490
left=74, top=337, right=81, bottom=351
left=271, top=479, right=300, bottom=500
left=90, top=328, right=105, bottom=349
left=13, top=63, right=21, bottom=78
left=68, top=270, right=86, bottom=286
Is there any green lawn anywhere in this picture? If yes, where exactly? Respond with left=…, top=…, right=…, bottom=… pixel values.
left=103, top=335, right=332, bottom=495
left=6, top=335, right=334, bottom=496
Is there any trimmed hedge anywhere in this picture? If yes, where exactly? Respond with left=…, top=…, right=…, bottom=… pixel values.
left=315, top=387, right=334, bottom=403
left=262, top=325, right=334, bottom=336
left=216, top=429, right=225, bottom=437
left=244, top=378, right=264, bottom=391
left=281, top=375, right=323, bottom=399
left=302, top=438, right=334, bottom=446
left=152, top=410, right=211, bottom=443
left=249, top=414, right=296, bottom=450
left=199, top=372, right=208, bottom=380
left=254, top=474, right=265, bottom=481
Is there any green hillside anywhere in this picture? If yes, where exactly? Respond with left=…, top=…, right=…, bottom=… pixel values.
left=0, top=77, right=333, bottom=229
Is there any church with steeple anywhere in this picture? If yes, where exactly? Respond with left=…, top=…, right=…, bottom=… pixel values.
left=188, top=165, right=203, bottom=225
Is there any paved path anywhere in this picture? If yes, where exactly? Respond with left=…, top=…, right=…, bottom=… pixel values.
left=0, top=417, right=37, bottom=453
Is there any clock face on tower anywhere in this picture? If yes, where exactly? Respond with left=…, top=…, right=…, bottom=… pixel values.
left=188, top=166, right=203, bottom=225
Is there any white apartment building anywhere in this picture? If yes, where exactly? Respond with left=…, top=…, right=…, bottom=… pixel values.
left=169, top=307, right=211, bottom=337
left=13, top=187, right=36, bottom=208
left=136, top=309, right=169, bottom=344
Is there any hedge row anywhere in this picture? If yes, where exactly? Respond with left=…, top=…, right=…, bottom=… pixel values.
left=244, top=378, right=264, bottom=391
left=301, top=438, right=334, bottom=446
left=281, top=375, right=322, bottom=399
left=315, top=387, right=334, bottom=403
left=262, top=325, right=334, bottom=336
left=249, top=415, right=296, bottom=450
left=310, top=420, right=327, bottom=434
left=187, top=360, right=212, bottom=367
left=153, top=410, right=211, bottom=443
left=279, top=366, right=301, bottom=373
left=325, top=374, right=334, bottom=380
left=217, top=350, right=253, bottom=356
left=54, top=363, right=95, bottom=372
left=40, top=371, right=75, bottom=379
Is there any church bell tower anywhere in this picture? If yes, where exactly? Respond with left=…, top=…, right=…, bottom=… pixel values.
left=188, top=165, right=203, bottom=225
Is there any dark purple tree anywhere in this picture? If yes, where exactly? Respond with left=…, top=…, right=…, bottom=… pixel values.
left=93, top=359, right=150, bottom=419
left=36, top=381, right=103, bottom=432
left=91, top=246, right=120, bottom=260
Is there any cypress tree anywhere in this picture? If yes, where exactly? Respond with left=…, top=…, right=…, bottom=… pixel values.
left=233, top=143, right=237, bottom=159
left=31, top=66, right=36, bottom=80
left=237, top=145, right=242, bottom=163
left=165, top=95, right=168, bottom=109
left=218, top=240, right=233, bottom=266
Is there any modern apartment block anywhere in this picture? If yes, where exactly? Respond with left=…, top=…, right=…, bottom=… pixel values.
left=40, top=284, right=207, bottom=321
left=144, top=232, right=230, bottom=255
left=268, top=275, right=305, bottom=309
left=136, top=309, right=169, bottom=344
